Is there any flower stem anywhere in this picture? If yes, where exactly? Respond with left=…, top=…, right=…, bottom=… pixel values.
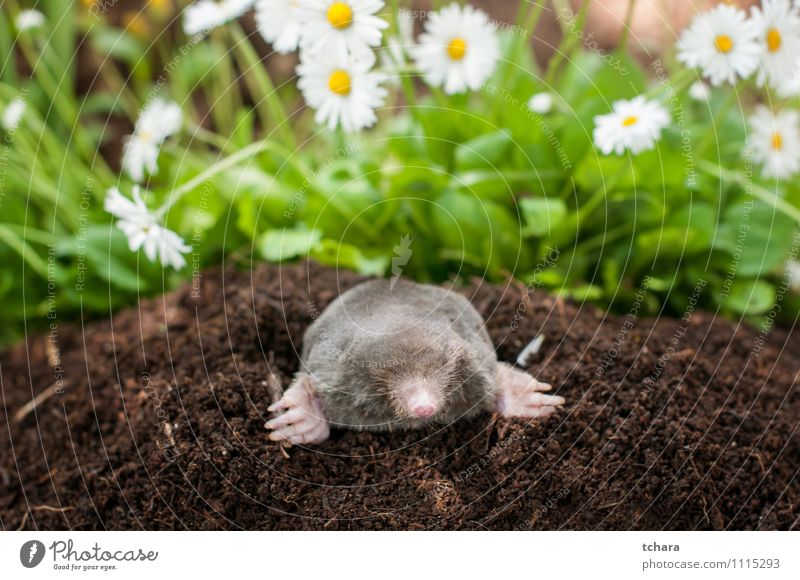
left=161, top=138, right=310, bottom=215
left=389, top=0, right=419, bottom=115
left=511, top=0, right=546, bottom=75
left=618, top=0, right=637, bottom=54
left=11, top=37, right=115, bottom=182
left=186, top=121, right=233, bottom=152
left=229, top=23, right=297, bottom=149
left=491, top=0, right=547, bottom=119
left=209, top=26, right=239, bottom=132
left=696, top=87, right=739, bottom=157
left=698, top=160, right=800, bottom=224
left=0, top=224, right=49, bottom=278
left=546, top=165, right=627, bottom=248
left=546, top=0, right=594, bottom=86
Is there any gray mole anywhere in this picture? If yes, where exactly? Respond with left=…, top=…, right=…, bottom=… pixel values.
left=304, top=278, right=498, bottom=430
left=266, top=278, right=565, bottom=445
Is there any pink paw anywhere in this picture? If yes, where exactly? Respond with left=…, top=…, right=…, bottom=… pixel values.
left=266, top=375, right=330, bottom=445
left=496, top=362, right=565, bottom=419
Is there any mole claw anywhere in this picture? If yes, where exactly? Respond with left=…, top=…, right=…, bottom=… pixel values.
left=496, top=363, right=567, bottom=419
left=266, top=408, right=305, bottom=429
left=295, top=423, right=330, bottom=445
left=530, top=393, right=565, bottom=406
left=267, top=372, right=330, bottom=445
left=268, top=401, right=287, bottom=412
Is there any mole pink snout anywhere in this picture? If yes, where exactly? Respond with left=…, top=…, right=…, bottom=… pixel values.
left=404, top=386, right=439, bottom=419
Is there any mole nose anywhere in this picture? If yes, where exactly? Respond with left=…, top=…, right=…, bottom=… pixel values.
left=411, top=402, right=437, bottom=418
left=407, top=390, right=438, bottom=419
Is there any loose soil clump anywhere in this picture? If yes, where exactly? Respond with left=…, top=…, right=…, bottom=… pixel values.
left=1, top=262, right=797, bottom=530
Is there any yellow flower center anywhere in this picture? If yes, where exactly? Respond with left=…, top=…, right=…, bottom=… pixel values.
left=622, top=116, right=638, bottom=127
left=326, top=2, right=353, bottom=29
left=772, top=132, right=783, bottom=150
left=766, top=28, right=782, bottom=52
left=328, top=69, right=352, bottom=96
left=447, top=37, right=468, bottom=60
left=148, top=0, right=171, bottom=15
left=123, top=11, right=148, bottom=37
left=714, top=34, right=734, bottom=54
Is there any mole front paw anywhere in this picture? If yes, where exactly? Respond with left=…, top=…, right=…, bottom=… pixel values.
left=495, top=362, right=565, bottom=419
left=266, top=374, right=330, bottom=445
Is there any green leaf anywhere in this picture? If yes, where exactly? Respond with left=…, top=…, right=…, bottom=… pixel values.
left=634, top=202, right=716, bottom=263
left=430, top=190, right=522, bottom=270
left=231, top=108, right=256, bottom=150
left=42, top=0, right=75, bottom=94
left=520, top=197, right=567, bottom=237
left=715, top=201, right=795, bottom=276
left=90, top=249, right=145, bottom=292
left=310, top=239, right=388, bottom=276
left=724, top=278, right=775, bottom=315
left=58, top=226, right=149, bottom=293
left=454, top=130, right=513, bottom=171
left=302, top=157, right=383, bottom=244
left=387, top=115, right=428, bottom=159
left=556, top=52, right=646, bottom=105
left=82, top=92, right=124, bottom=116
left=89, top=26, right=146, bottom=64
left=171, top=42, right=227, bottom=90
left=0, top=13, right=15, bottom=84
left=214, top=165, right=297, bottom=235
left=259, top=228, right=322, bottom=262
left=559, top=284, right=604, bottom=301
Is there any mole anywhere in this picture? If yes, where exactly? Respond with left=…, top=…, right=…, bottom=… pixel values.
left=266, top=278, right=565, bottom=444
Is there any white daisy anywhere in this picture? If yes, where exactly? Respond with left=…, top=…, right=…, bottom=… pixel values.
left=297, top=51, right=387, bottom=132
left=528, top=92, right=554, bottom=114
left=105, top=187, right=191, bottom=269
left=183, top=0, right=255, bottom=36
left=746, top=105, right=800, bottom=179
left=15, top=9, right=45, bottom=32
left=750, top=0, right=800, bottom=97
left=593, top=96, right=671, bottom=156
left=297, top=0, right=388, bottom=60
left=411, top=2, right=499, bottom=95
left=688, top=81, right=711, bottom=102
left=122, top=99, right=183, bottom=183
left=2, top=97, right=26, bottom=131
left=777, top=74, right=800, bottom=97
left=255, top=0, right=304, bottom=54
left=677, top=4, right=761, bottom=86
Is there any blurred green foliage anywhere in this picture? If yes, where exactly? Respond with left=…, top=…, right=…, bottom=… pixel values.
left=1, top=1, right=799, bottom=346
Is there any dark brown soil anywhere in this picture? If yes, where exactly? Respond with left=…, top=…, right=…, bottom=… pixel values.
left=1, top=262, right=797, bottom=530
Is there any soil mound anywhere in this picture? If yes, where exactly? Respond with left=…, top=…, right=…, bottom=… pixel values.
left=1, top=262, right=797, bottom=530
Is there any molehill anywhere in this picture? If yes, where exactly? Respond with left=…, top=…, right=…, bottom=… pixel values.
left=1, top=262, right=797, bottom=530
